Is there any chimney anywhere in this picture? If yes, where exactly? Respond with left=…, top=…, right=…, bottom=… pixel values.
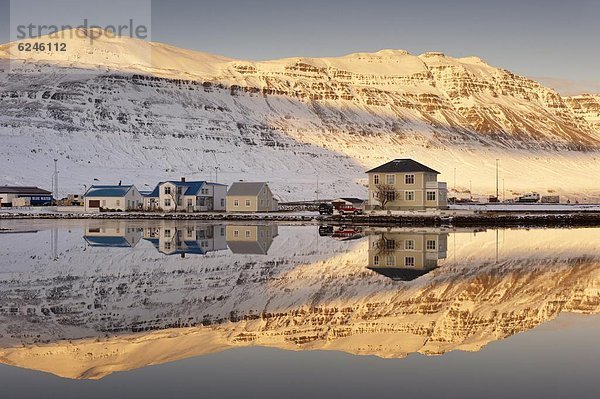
left=181, top=177, right=186, bottom=182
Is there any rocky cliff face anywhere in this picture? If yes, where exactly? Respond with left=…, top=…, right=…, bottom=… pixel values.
left=1, top=30, right=599, bottom=199
left=564, top=94, right=600, bottom=130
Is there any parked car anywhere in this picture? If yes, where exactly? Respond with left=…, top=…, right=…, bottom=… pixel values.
left=337, top=205, right=363, bottom=215
left=318, top=225, right=334, bottom=236
left=319, top=203, right=334, bottom=215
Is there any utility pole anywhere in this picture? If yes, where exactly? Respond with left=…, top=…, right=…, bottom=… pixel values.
left=453, top=167, right=456, bottom=191
left=52, top=159, right=59, bottom=204
left=495, top=159, right=499, bottom=199
left=502, top=178, right=505, bottom=202
left=214, top=166, right=219, bottom=183
left=316, top=175, right=319, bottom=203
left=469, top=180, right=472, bottom=199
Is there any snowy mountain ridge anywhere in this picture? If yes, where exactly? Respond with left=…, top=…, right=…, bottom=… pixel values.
left=1, top=29, right=599, bottom=200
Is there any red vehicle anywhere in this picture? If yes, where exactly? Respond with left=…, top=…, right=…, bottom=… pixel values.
left=336, top=205, right=363, bottom=215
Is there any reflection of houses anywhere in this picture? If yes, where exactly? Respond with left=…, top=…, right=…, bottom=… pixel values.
left=366, top=159, right=448, bottom=210
left=143, top=224, right=227, bottom=255
left=226, top=225, right=279, bottom=254
left=368, top=229, right=448, bottom=281
left=144, top=178, right=227, bottom=212
left=84, top=224, right=143, bottom=247
left=83, top=185, right=142, bottom=212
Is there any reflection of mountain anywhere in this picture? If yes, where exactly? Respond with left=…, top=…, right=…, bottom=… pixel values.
left=0, top=223, right=599, bottom=379
left=225, top=225, right=279, bottom=254
left=368, top=229, right=448, bottom=280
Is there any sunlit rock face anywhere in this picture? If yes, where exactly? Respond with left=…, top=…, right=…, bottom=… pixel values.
left=0, top=222, right=599, bottom=379
left=1, top=32, right=600, bottom=199
left=565, top=94, right=600, bottom=130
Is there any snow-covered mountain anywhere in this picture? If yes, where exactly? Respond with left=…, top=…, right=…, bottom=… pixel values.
left=0, top=222, right=599, bottom=379
left=1, top=29, right=599, bottom=200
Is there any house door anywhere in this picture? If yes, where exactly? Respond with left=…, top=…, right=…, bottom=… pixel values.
left=88, top=200, right=100, bottom=208
left=187, top=198, right=193, bottom=212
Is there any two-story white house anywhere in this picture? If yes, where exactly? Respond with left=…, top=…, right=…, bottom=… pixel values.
left=144, top=178, right=227, bottom=212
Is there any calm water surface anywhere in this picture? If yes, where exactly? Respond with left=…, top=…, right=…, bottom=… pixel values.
left=0, top=220, right=598, bottom=398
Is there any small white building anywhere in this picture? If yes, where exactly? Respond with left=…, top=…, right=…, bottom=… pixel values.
left=143, top=178, right=227, bottom=212
left=83, top=185, right=142, bottom=212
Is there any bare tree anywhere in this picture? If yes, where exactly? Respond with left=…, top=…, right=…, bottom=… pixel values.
left=373, top=184, right=398, bottom=209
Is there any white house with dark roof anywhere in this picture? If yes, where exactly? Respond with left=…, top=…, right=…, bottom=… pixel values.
left=226, top=182, right=278, bottom=212
left=366, top=159, right=448, bottom=210
left=83, top=185, right=142, bottom=212
left=144, top=178, right=227, bottom=212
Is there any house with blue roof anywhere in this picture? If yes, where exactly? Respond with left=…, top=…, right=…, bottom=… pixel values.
left=143, top=178, right=227, bottom=212
left=83, top=184, right=142, bottom=212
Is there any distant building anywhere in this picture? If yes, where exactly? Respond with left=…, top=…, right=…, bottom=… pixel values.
left=366, top=159, right=448, bottom=210
left=226, top=225, right=279, bottom=254
left=0, top=186, right=53, bottom=207
left=142, top=223, right=227, bottom=255
left=144, top=178, right=227, bottom=212
left=331, top=197, right=365, bottom=209
left=226, top=182, right=278, bottom=212
left=367, top=229, right=448, bottom=281
left=83, top=185, right=142, bottom=212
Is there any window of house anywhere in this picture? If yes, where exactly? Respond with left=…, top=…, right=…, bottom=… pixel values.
left=164, top=198, right=171, bottom=207
left=405, top=240, right=415, bottom=250
left=386, top=255, right=395, bottom=266
left=234, top=200, right=239, bottom=207
left=220, top=227, right=225, bottom=236
left=187, top=227, right=194, bottom=237
left=385, top=191, right=396, bottom=201
left=234, top=230, right=239, bottom=237
left=177, top=187, right=182, bottom=195
left=116, top=200, right=120, bottom=206
left=221, top=199, right=225, bottom=207
left=386, top=175, right=395, bottom=185
left=164, top=229, right=171, bottom=238
left=426, top=240, right=436, bottom=250
left=373, top=175, right=379, bottom=185
left=427, top=191, right=436, bottom=201
left=245, top=199, right=251, bottom=207
left=245, top=230, right=251, bottom=238
left=405, top=191, right=415, bottom=201
left=405, top=174, right=415, bottom=184
left=373, top=255, right=379, bottom=266
left=405, top=257, right=415, bottom=267
left=386, top=239, right=395, bottom=250
left=164, top=242, right=171, bottom=250
left=164, top=186, right=171, bottom=195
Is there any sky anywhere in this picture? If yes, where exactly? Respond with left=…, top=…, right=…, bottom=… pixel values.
left=0, top=0, right=598, bottom=94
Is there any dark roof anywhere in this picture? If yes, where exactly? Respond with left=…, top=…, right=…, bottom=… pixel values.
left=84, top=185, right=133, bottom=197
left=84, top=236, right=133, bottom=247
left=227, top=182, right=267, bottom=196
left=227, top=241, right=269, bottom=255
left=146, top=181, right=226, bottom=198
left=0, top=186, right=52, bottom=195
left=365, top=159, right=440, bottom=174
left=368, top=267, right=433, bottom=281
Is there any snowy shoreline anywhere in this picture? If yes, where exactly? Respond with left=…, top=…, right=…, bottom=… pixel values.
left=2, top=208, right=600, bottom=228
